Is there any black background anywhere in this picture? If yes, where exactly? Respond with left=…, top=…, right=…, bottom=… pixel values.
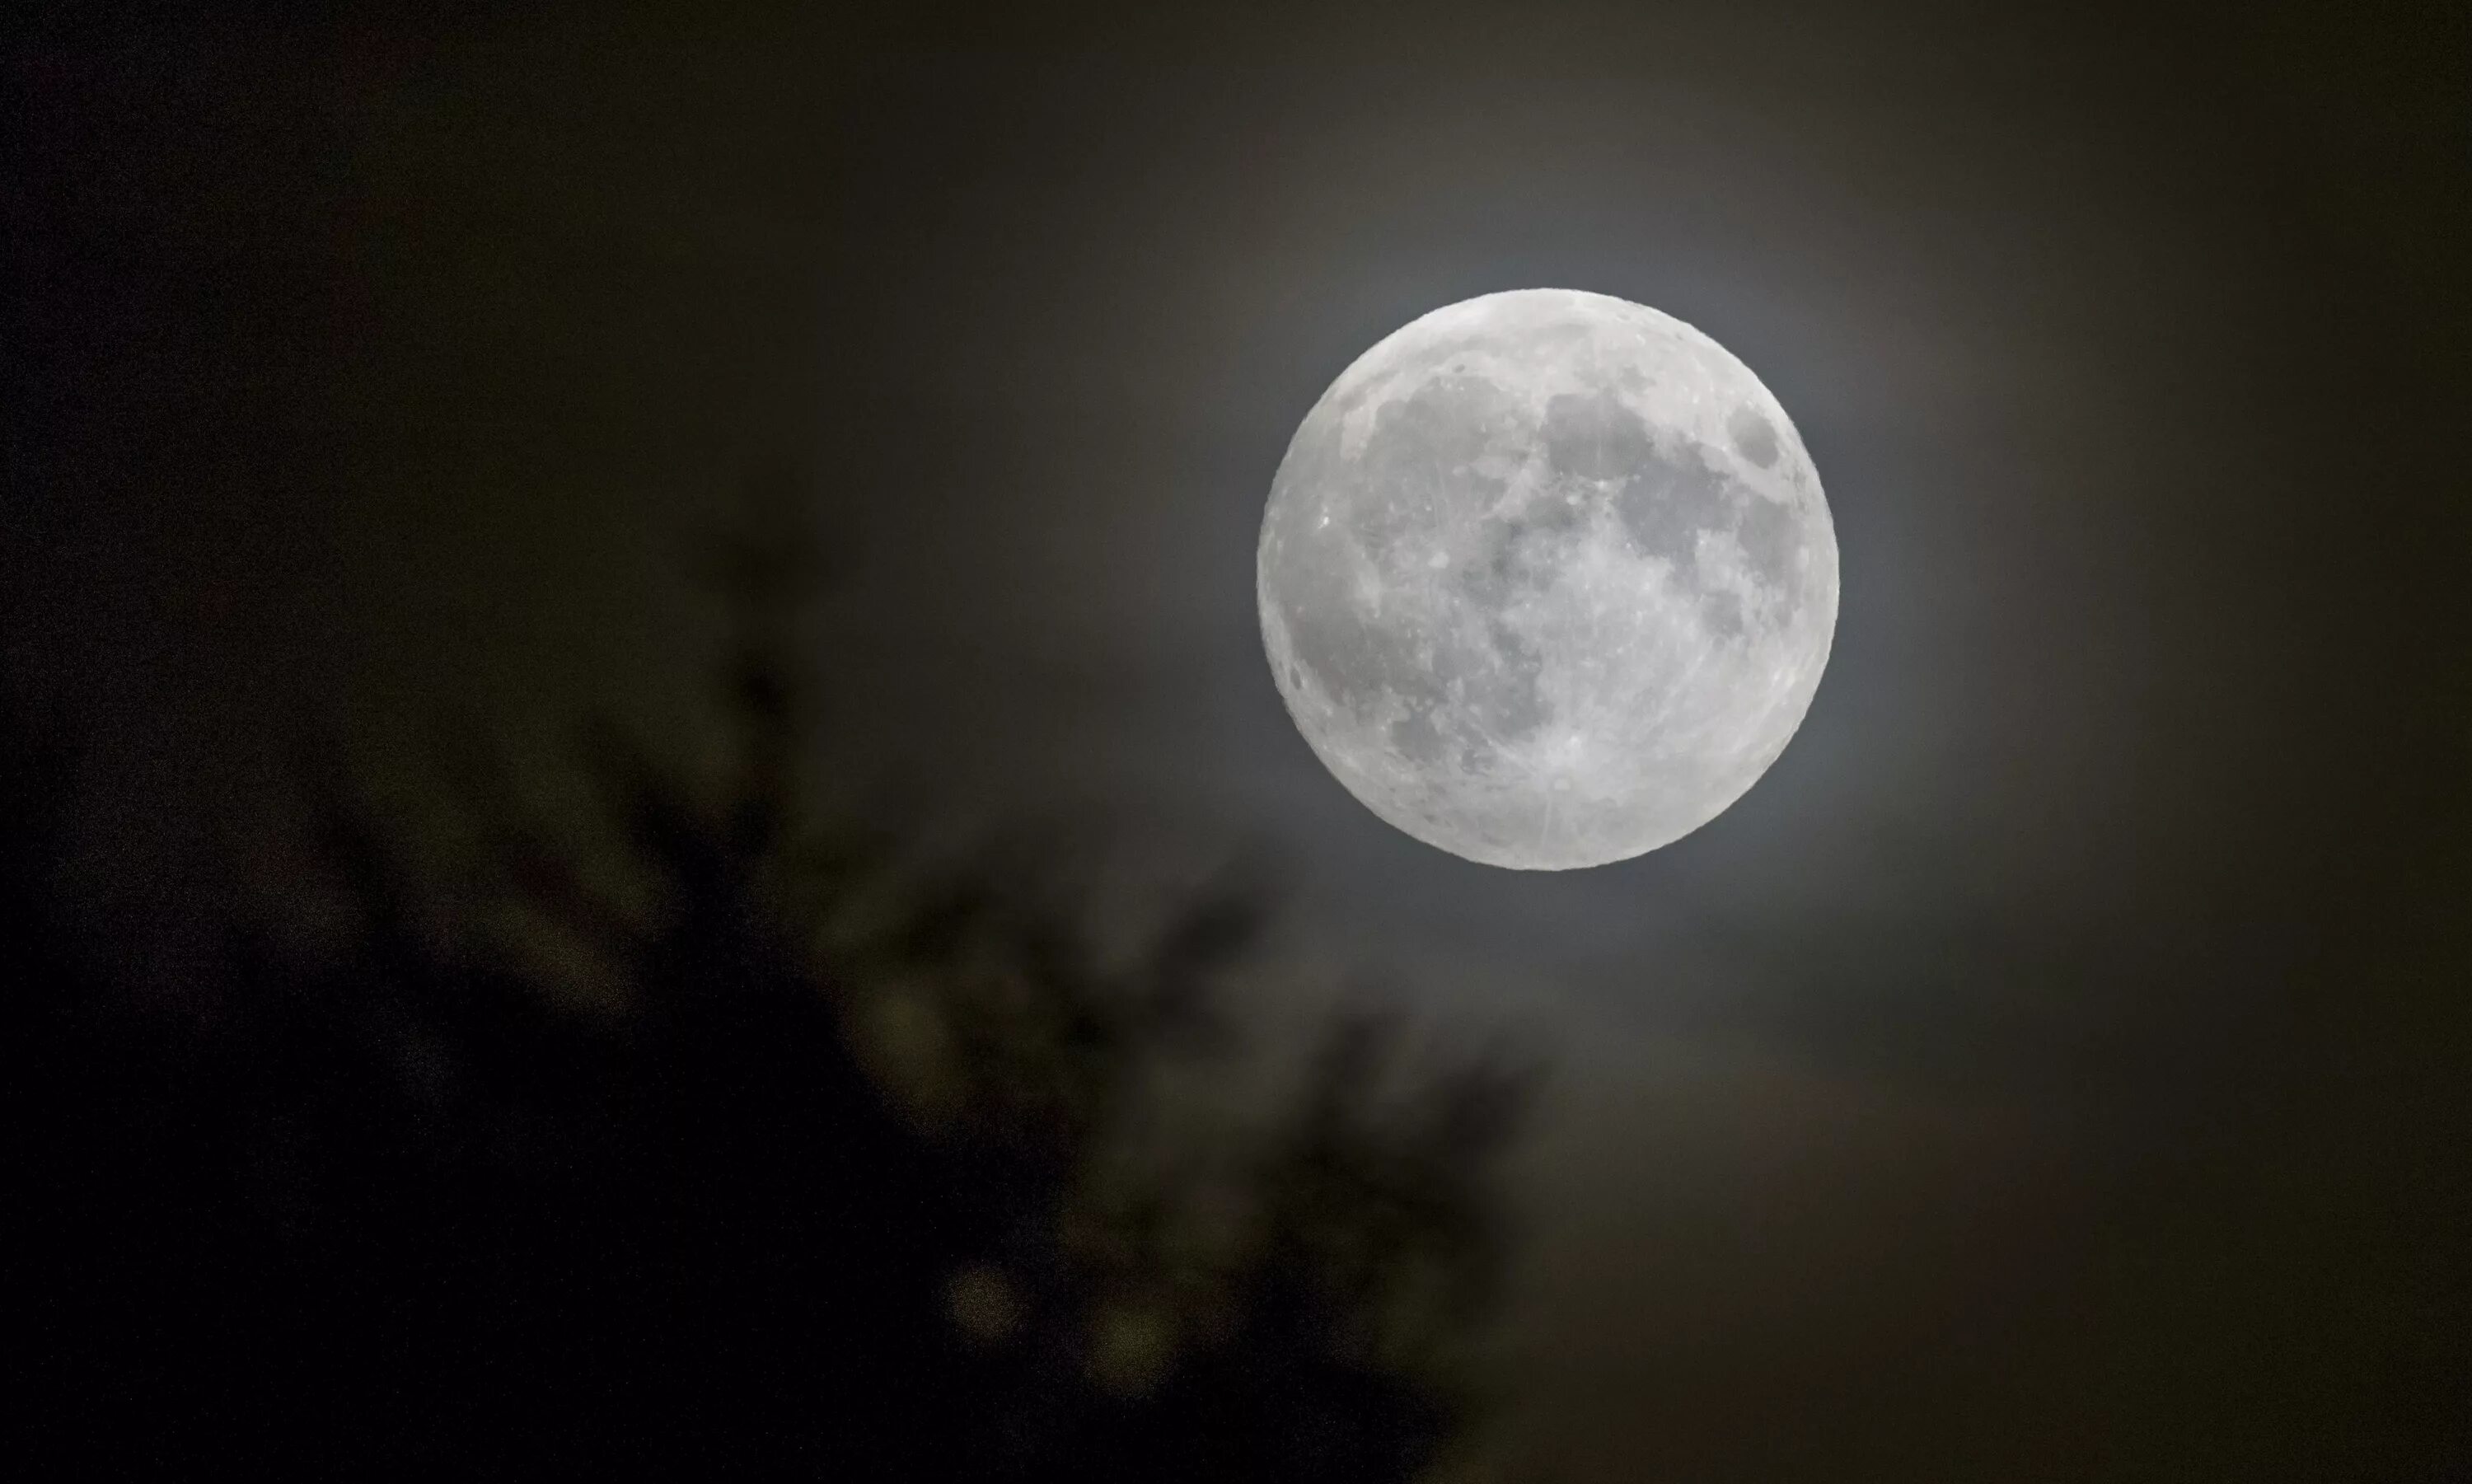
left=11, top=2, right=2469, bottom=1477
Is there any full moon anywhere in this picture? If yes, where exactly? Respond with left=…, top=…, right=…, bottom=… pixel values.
left=1257, top=288, right=1838, bottom=869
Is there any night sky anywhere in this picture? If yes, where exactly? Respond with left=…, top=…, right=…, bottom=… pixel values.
left=12, top=2, right=2470, bottom=1477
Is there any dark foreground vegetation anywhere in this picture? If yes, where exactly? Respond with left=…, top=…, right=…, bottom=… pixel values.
left=5, top=536, right=1538, bottom=1480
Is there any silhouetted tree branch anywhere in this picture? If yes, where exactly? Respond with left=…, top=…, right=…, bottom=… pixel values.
left=5, top=490, right=1543, bottom=1482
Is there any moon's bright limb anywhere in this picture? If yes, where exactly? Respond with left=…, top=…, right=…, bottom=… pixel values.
left=1257, top=288, right=1838, bottom=869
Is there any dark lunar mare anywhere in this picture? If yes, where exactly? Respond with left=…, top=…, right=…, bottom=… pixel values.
left=1268, top=358, right=1807, bottom=765
left=1270, top=371, right=1533, bottom=737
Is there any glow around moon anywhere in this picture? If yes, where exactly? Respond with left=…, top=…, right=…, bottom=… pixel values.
left=1257, top=288, right=1838, bottom=869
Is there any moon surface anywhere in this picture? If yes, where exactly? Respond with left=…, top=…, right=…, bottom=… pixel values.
left=1257, top=288, right=1838, bottom=869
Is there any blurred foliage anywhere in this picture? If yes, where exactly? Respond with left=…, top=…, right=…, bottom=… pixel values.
left=6, top=495, right=1542, bottom=1480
